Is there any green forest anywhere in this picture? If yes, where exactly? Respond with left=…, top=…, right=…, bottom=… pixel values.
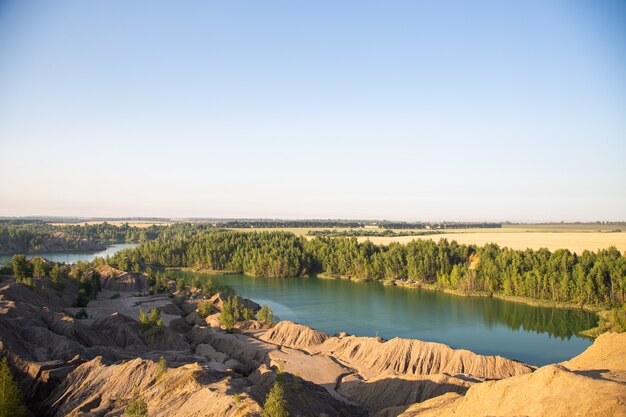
left=0, top=222, right=164, bottom=253
left=108, top=230, right=626, bottom=308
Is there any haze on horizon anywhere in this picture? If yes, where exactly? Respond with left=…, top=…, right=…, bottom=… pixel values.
left=0, top=1, right=625, bottom=223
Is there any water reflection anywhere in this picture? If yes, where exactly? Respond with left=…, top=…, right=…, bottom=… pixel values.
left=171, top=272, right=597, bottom=365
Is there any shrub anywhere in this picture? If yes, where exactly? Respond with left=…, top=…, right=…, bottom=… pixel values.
left=202, top=279, right=216, bottom=296
left=258, top=305, right=278, bottom=323
left=125, top=390, right=148, bottom=417
left=156, top=356, right=167, bottom=381
left=176, top=278, right=185, bottom=292
left=241, top=307, right=256, bottom=321
left=139, top=309, right=151, bottom=330
left=262, top=380, right=288, bottom=417
left=196, top=301, right=215, bottom=318
left=139, top=308, right=163, bottom=331
left=73, top=289, right=90, bottom=308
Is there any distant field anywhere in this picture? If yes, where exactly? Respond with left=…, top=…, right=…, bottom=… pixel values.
left=50, top=221, right=173, bottom=228
left=228, top=224, right=626, bottom=253
left=44, top=222, right=625, bottom=253
left=355, top=232, right=626, bottom=253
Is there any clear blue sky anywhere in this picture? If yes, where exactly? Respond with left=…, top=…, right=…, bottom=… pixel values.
left=0, top=1, right=624, bottom=221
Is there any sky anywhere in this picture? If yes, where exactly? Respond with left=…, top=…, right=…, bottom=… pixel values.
left=0, top=1, right=625, bottom=222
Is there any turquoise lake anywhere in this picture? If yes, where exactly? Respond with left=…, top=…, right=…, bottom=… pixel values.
left=173, top=271, right=597, bottom=366
left=1, top=244, right=597, bottom=366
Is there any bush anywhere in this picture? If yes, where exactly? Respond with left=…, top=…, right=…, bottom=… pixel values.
left=241, top=307, right=256, bottom=321
left=139, top=309, right=151, bottom=330
left=176, top=278, right=185, bottom=292
left=139, top=308, right=163, bottom=331
left=258, top=305, right=278, bottom=323
left=109, top=293, right=121, bottom=299
left=196, top=301, right=215, bottom=318
left=73, top=289, right=90, bottom=308
left=125, top=390, right=148, bottom=417
left=156, top=356, right=167, bottom=381
left=202, top=279, right=216, bottom=296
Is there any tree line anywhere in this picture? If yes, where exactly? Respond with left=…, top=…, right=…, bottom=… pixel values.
left=0, top=222, right=165, bottom=253
left=108, top=231, right=626, bottom=308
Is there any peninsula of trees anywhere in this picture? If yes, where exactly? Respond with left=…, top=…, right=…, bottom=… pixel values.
left=106, top=229, right=626, bottom=310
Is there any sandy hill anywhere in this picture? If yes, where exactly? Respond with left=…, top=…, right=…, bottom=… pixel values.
left=387, top=332, right=626, bottom=417
left=0, top=274, right=624, bottom=417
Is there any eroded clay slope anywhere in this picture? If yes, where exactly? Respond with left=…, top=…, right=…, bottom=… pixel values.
left=389, top=332, right=626, bottom=417
left=262, top=321, right=533, bottom=380
left=259, top=320, right=329, bottom=349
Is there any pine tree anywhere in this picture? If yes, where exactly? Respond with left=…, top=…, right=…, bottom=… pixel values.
left=32, top=258, right=46, bottom=279
left=262, top=380, right=288, bottom=417
left=11, top=255, right=31, bottom=282
left=0, top=357, right=27, bottom=417
left=220, top=297, right=236, bottom=332
left=139, top=309, right=150, bottom=330
left=258, top=305, right=278, bottom=323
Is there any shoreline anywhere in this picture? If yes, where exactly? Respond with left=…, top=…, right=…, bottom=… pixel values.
left=167, top=266, right=605, bottom=338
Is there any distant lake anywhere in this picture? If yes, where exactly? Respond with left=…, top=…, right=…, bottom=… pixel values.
left=173, top=271, right=597, bottom=366
left=0, top=243, right=137, bottom=265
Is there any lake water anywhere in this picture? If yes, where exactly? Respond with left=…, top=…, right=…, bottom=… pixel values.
left=0, top=243, right=138, bottom=265
left=172, top=271, right=597, bottom=366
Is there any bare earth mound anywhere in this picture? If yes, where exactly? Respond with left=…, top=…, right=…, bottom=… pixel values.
left=391, top=332, right=626, bottom=417
left=1, top=274, right=625, bottom=417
